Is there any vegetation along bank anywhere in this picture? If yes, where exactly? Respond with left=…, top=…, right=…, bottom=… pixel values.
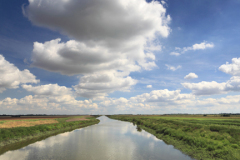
left=0, top=116, right=100, bottom=150
left=107, top=115, right=240, bottom=160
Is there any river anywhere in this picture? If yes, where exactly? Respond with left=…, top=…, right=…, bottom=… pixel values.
left=0, top=116, right=194, bottom=160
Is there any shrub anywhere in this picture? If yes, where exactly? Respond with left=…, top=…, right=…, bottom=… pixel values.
left=231, top=144, right=239, bottom=149
left=210, top=125, right=222, bottom=132
left=207, top=145, right=215, bottom=151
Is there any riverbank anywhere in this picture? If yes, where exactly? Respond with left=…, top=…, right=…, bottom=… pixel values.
left=107, top=115, right=240, bottom=160
left=0, top=116, right=100, bottom=149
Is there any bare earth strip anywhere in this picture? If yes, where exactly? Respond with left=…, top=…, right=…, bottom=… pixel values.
left=0, top=119, right=58, bottom=128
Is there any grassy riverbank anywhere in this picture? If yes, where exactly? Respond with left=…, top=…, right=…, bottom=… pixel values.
left=0, top=116, right=100, bottom=148
left=107, top=115, right=240, bottom=160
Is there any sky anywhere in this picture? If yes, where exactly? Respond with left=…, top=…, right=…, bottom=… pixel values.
left=1, top=0, right=240, bottom=115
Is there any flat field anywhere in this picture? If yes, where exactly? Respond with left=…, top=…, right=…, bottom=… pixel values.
left=0, top=115, right=100, bottom=149
left=108, top=115, right=240, bottom=160
left=0, top=119, right=59, bottom=128
left=0, top=115, right=91, bottom=128
left=0, top=115, right=71, bottom=120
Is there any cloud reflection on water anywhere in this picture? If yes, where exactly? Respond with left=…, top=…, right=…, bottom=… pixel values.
left=0, top=116, right=194, bottom=160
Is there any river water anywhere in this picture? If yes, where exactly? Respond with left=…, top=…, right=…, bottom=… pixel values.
left=0, top=116, right=194, bottom=160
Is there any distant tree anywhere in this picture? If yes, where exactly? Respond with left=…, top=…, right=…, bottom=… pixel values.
left=221, top=114, right=230, bottom=117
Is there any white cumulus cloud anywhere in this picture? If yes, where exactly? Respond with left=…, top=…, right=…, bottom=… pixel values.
left=146, top=85, right=152, bottom=88
left=182, top=76, right=240, bottom=95
left=31, top=39, right=141, bottom=76
left=184, top=73, right=198, bottom=80
left=0, top=95, right=98, bottom=112
left=24, top=0, right=171, bottom=98
left=73, top=71, right=137, bottom=98
left=22, top=84, right=72, bottom=96
left=97, top=89, right=240, bottom=113
left=182, top=81, right=226, bottom=95
left=182, top=59, right=240, bottom=96
left=99, top=89, right=195, bottom=113
left=130, top=89, right=194, bottom=103
left=0, top=54, right=39, bottom=93
left=1, top=83, right=98, bottom=112
left=219, top=57, right=240, bottom=76
left=192, top=42, right=214, bottom=50
left=25, top=0, right=170, bottom=44
left=182, top=41, right=214, bottom=53
left=26, top=0, right=171, bottom=73
left=19, top=83, right=99, bottom=111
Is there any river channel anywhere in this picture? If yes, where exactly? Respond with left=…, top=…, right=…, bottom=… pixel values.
left=0, top=116, right=194, bottom=160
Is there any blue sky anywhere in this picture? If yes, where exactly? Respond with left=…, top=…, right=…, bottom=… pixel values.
left=0, top=0, right=240, bottom=114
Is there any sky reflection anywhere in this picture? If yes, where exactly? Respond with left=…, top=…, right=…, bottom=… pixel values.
left=0, top=116, right=194, bottom=160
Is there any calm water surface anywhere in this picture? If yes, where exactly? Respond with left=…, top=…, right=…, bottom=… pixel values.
left=0, top=116, right=194, bottom=160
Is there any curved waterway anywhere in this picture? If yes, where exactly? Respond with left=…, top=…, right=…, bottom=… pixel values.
left=0, top=116, right=194, bottom=160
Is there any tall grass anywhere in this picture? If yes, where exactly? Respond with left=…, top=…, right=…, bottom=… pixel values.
left=107, top=115, right=240, bottom=160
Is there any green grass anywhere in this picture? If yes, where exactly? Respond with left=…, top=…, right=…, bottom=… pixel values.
left=107, top=115, right=240, bottom=160
left=0, top=116, right=100, bottom=148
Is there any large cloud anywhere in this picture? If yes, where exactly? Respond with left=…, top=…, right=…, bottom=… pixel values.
left=25, top=0, right=170, bottom=44
left=182, top=81, right=226, bottom=95
left=0, top=54, right=39, bottom=93
left=0, top=95, right=98, bottom=113
left=1, top=83, right=98, bottom=112
left=24, top=0, right=171, bottom=98
left=98, top=90, right=240, bottom=113
left=2, top=89, right=240, bottom=114
left=22, top=84, right=72, bottom=96
left=31, top=39, right=141, bottom=75
left=182, top=58, right=240, bottom=96
left=98, top=89, right=195, bottom=113
left=21, top=83, right=98, bottom=109
left=219, top=57, right=240, bottom=76
left=73, top=71, right=137, bottom=98
left=182, top=76, right=240, bottom=95
left=130, top=89, right=194, bottom=103
left=26, top=0, right=171, bottom=73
